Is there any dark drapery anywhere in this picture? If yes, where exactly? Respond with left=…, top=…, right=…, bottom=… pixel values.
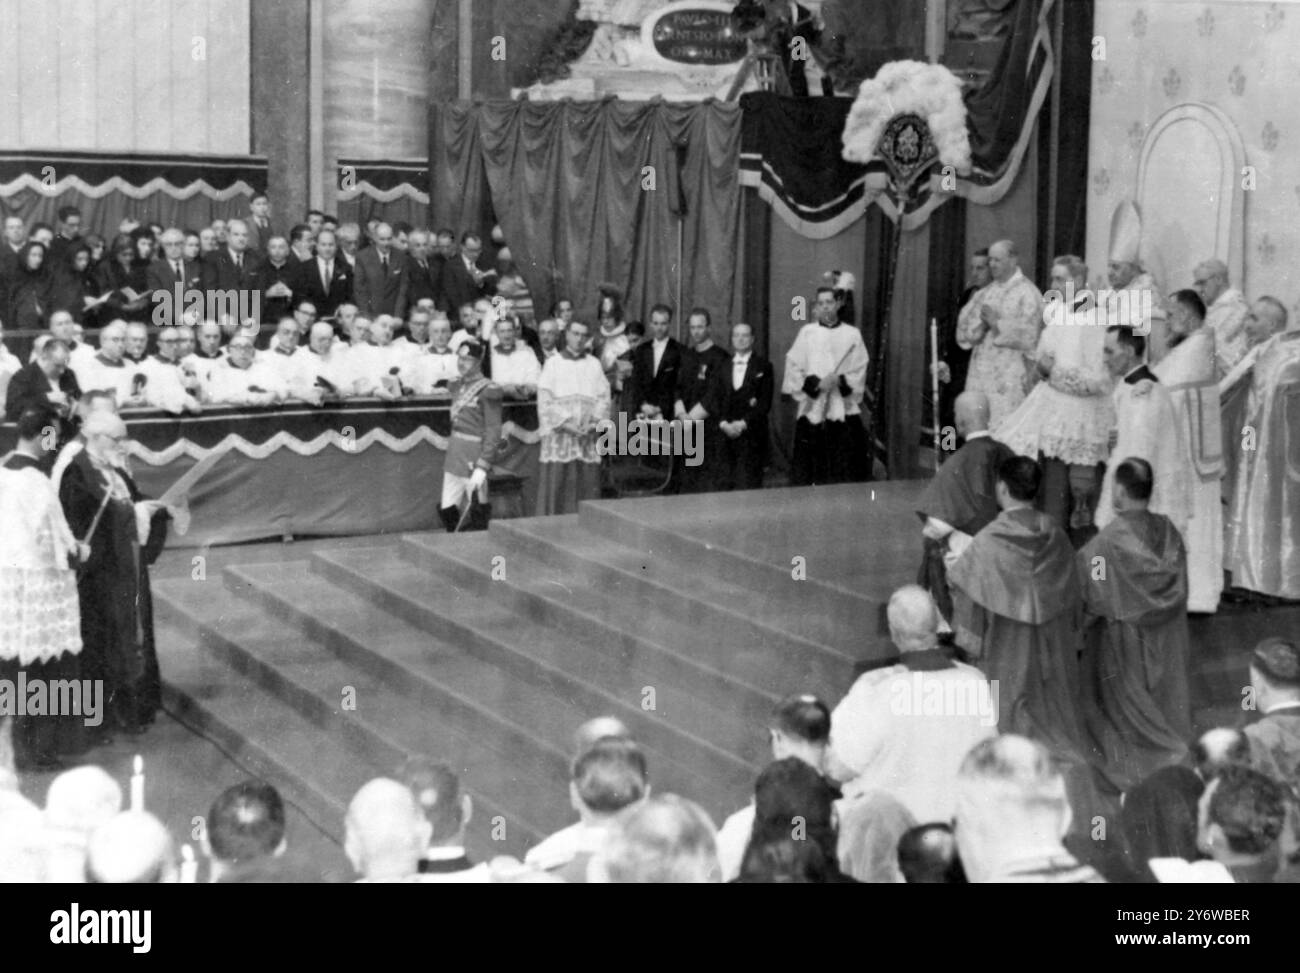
left=0, top=150, right=265, bottom=239
left=430, top=99, right=742, bottom=330
left=740, top=1, right=1055, bottom=236
left=336, top=158, right=431, bottom=232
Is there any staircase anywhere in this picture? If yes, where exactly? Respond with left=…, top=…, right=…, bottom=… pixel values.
left=151, top=481, right=1270, bottom=861
left=153, top=485, right=901, bottom=861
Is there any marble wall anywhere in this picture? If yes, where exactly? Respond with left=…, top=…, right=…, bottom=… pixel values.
left=251, top=1, right=309, bottom=215
left=0, top=0, right=251, bottom=154
left=322, top=0, right=433, bottom=163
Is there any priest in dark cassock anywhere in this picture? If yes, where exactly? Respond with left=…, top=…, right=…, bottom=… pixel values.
left=55, top=411, right=170, bottom=740
left=946, top=455, right=1099, bottom=822
left=915, top=391, right=1013, bottom=621
left=1079, top=457, right=1191, bottom=794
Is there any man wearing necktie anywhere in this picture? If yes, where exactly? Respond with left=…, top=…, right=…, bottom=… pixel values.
left=246, top=192, right=274, bottom=253
left=406, top=229, right=441, bottom=307
left=291, top=227, right=352, bottom=319
left=718, top=322, right=773, bottom=491
left=147, top=228, right=202, bottom=324
left=201, top=219, right=264, bottom=326
left=354, top=222, right=408, bottom=319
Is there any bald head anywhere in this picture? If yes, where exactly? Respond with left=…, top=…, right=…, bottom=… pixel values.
left=987, top=240, right=1018, bottom=283
left=1192, top=259, right=1230, bottom=306
left=572, top=716, right=633, bottom=762
left=954, top=391, right=991, bottom=437
left=344, top=778, right=430, bottom=880
left=1244, top=297, right=1288, bottom=347
left=86, top=811, right=177, bottom=883
left=98, top=320, right=127, bottom=362
left=82, top=411, right=128, bottom=441
left=45, top=767, right=123, bottom=837
left=954, top=735, right=1071, bottom=881
left=886, top=584, right=940, bottom=653
left=1194, top=728, right=1250, bottom=782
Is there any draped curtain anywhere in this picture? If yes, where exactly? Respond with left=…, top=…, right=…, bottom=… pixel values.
left=0, top=151, right=266, bottom=239
left=430, top=99, right=742, bottom=330
left=336, top=158, right=430, bottom=233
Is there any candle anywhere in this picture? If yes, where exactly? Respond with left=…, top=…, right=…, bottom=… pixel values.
left=130, top=754, right=144, bottom=811
left=180, top=844, right=198, bottom=884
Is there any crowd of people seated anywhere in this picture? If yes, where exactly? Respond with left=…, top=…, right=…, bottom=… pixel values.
left=1, top=198, right=823, bottom=519
left=3, top=582, right=1295, bottom=883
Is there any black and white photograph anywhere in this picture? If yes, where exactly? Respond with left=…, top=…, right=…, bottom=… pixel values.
left=0, top=0, right=1296, bottom=929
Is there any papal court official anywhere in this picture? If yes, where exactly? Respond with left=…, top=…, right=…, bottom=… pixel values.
left=55, top=411, right=170, bottom=738
left=536, top=320, right=610, bottom=516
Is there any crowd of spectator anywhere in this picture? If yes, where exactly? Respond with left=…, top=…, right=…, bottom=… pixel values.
left=3, top=583, right=1295, bottom=883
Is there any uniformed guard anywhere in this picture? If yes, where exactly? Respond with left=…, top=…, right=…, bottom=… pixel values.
left=439, top=339, right=506, bottom=532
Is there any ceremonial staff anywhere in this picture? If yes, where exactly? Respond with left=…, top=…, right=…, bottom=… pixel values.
left=931, top=317, right=942, bottom=470
left=808, top=341, right=859, bottom=425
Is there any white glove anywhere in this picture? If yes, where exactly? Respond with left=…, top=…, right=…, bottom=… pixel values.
left=468, top=467, right=488, bottom=492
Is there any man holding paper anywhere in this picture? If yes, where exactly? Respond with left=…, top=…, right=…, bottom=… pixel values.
left=56, top=412, right=171, bottom=740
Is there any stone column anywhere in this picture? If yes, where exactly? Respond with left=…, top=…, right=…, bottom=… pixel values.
left=323, top=0, right=434, bottom=166
left=251, top=1, right=310, bottom=222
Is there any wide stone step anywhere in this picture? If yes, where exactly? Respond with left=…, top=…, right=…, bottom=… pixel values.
left=158, top=573, right=555, bottom=855
left=309, top=545, right=759, bottom=817
left=575, top=498, right=890, bottom=658
left=154, top=613, right=372, bottom=850
left=401, top=530, right=849, bottom=712
left=485, top=517, right=861, bottom=696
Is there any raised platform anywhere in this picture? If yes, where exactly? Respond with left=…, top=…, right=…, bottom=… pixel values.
left=149, top=482, right=1288, bottom=858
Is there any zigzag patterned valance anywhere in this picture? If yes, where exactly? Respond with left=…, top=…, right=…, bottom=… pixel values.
left=0, top=150, right=268, bottom=201
left=337, top=158, right=430, bottom=204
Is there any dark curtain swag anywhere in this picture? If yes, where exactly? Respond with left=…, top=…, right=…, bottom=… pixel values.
left=430, top=99, right=742, bottom=331
left=0, top=150, right=267, bottom=240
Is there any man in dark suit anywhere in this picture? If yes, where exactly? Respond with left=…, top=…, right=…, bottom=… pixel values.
left=258, top=235, right=301, bottom=328
left=674, top=308, right=730, bottom=493
left=0, top=216, right=25, bottom=327
left=245, top=192, right=276, bottom=253
left=438, top=232, right=496, bottom=316
left=352, top=222, right=408, bottom=319
left=629, top=303, right=683, bottom=420
left=718, top=322, right=773, bottom=491
left=406, top=229, right=440, bottom=308
left=146, top=228, right=204, bottom=325
left=202, top=219, right=264, bottom=323
left=4, top=339, right=80, bottom=426
left=292, top=228, right=352, bottom=320
left=48, top=205, right=83, bottom=266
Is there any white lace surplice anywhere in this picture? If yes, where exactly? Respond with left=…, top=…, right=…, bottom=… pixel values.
left=538, top=354, right=611, bottom=464
left=996, top=303, right=1115, bottom=466
left=0, top=468, right=82, bottom=665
